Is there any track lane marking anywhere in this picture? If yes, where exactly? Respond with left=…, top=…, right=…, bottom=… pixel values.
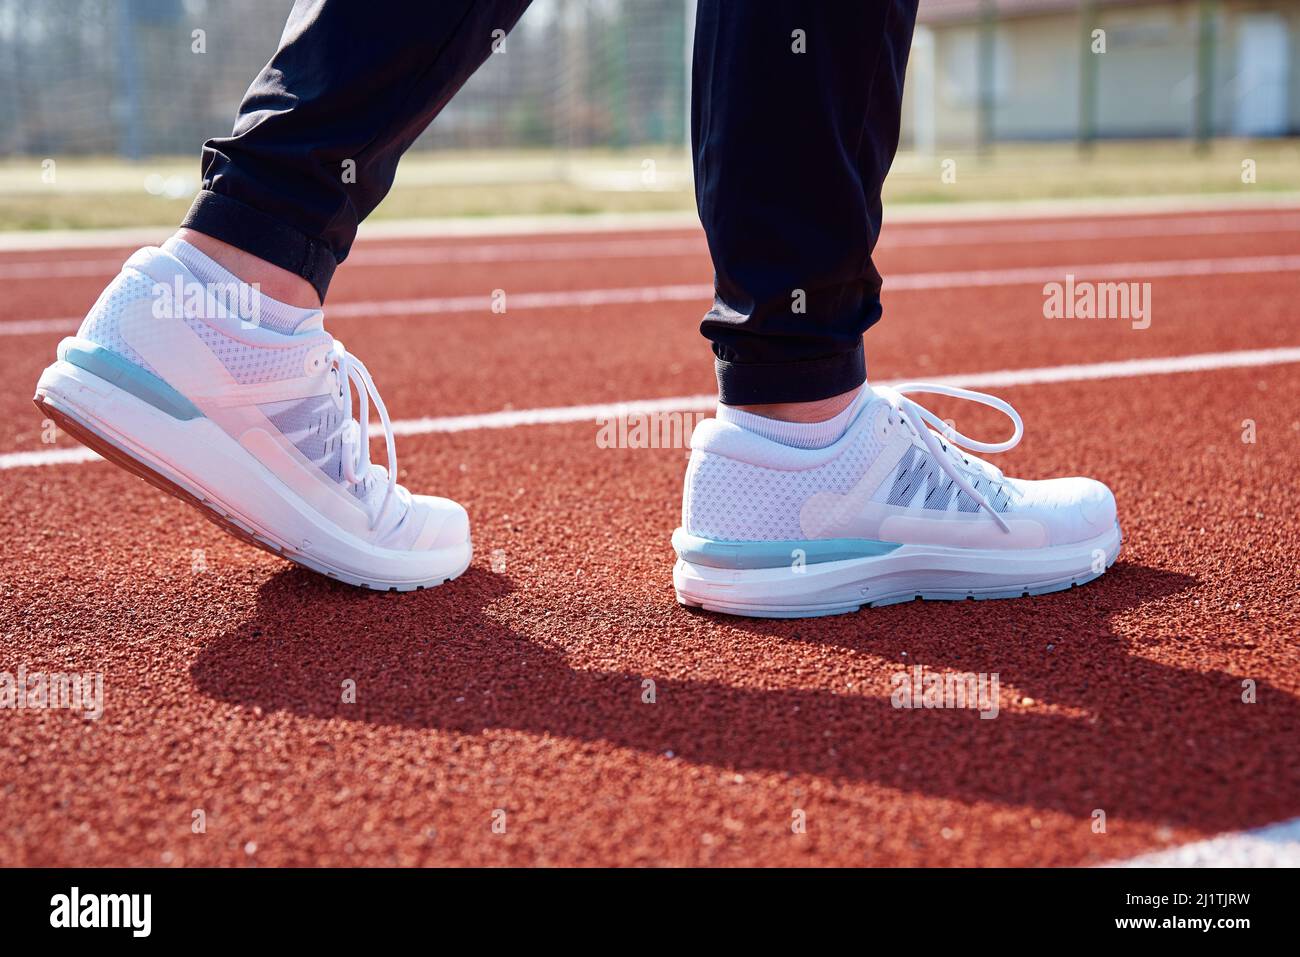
left=6, top=253, right=1300, bottom=337
left=887, top=253, right=1300, bottom=290
left=3, top=210, right=1300, bottom=281
left=885, top=211, right=1300, bottom=247
left=8, top=345, right=1299, bottom=470
left=0, top=237, right=709, bottom=280
left=0, top=318, right=83, bottom=336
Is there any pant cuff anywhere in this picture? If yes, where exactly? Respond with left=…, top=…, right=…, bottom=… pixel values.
left=715, top=341, right=866, bottom=405
left=181, top=190, right=338, bottom=301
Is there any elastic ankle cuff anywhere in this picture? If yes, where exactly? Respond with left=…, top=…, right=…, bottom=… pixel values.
left=714, top=342, right=866, bottom=405
left=181, top=190, right=337, bottom=301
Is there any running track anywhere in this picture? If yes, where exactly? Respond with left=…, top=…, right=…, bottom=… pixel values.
left=1, top=204, right=1298, bottom=866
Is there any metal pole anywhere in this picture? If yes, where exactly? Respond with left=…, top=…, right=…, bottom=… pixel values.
left=1194, top=0, right=1217, bottom=153
left=684, top=0, right=696, bottom=162
left=114, top=0, right=143, bottom=161
left=977, top=0, right=997, bottom=156
left=1078, top=0, right=1098, bottom=155
left=557, top=0, right=574, bottom=182
left=611, top=9, right=628, bottom=149
left=912, top=25, right=937, bottom=157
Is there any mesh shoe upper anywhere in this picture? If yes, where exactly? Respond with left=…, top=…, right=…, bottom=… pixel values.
left=684, top=386, right=1116, bottom=549
left=70, top=246, right=463, bottom=553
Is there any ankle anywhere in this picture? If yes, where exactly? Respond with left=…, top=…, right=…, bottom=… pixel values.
left=171, top=228, right=321, bottom=308
left=715, top=386, right=868, bottom=450
left=162, top=233, right=323, bottom=335
left=725, top=386, right=863, bottom=423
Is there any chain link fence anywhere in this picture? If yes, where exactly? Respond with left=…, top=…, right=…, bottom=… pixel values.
left=0, top=0, right=692, bottom=159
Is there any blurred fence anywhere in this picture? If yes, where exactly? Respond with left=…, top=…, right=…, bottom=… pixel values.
left=1, top=0, right=1296, bottom=163
left=0, top=0, right=692, bottom=158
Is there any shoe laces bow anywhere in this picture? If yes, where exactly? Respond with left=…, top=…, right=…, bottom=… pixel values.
left=331, top=339, right=398, bottom=531
left=874, top=382, right=1024, bottom=533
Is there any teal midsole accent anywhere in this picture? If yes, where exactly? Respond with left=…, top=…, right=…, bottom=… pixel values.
left=60, top=341, right=203, bottom=421
left=674, top=532, right=902, bottom=570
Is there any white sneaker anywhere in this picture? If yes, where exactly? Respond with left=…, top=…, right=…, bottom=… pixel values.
left=33, top=246, right=470, bottom=590
left=674, top=383, right=1120, bottom=618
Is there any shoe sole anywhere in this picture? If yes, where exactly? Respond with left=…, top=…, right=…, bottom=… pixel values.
left=673, top=522, right=1122, bottom=619
left=34, top=359, right=471, bottom=591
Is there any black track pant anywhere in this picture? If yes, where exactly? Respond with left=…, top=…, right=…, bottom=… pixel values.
left=183, top=0, right=918, bottom=404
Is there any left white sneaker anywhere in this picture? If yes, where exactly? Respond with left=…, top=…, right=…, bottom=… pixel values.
left=33, top=245, right=470, bottom=591
left=674, top=383, right=1121, bottom=618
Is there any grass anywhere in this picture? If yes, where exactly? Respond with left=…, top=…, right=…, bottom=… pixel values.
left=1, top=139, right=1297, bottom=232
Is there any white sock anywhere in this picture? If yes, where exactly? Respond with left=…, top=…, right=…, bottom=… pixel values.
left=161, top=237, right=319, bottom=335
left=717, top=385, right=869, bottom=449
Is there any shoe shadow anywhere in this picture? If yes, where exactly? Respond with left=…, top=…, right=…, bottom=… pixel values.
left=190, top=562, right=1300, bottom=830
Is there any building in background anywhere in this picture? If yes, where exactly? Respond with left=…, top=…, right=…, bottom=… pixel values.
left=906, top=0, right=1297, bottom=148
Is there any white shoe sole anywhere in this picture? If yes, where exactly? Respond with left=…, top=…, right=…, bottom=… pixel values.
left=34, top=359, right=471, bottom=591
left=673, top=522, right=1122, bottom=619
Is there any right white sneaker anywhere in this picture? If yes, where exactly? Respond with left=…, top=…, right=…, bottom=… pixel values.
left=33, top=245, right=470, bottom=591
left=674, top=383, right=1121, bottom=618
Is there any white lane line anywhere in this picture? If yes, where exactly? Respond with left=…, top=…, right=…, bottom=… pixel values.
left=7, top=345, right=1299, bottom=471
left=0, top=237, right=710, bottom=281
left=0, top=318, right=80, bottom=336
left=8, top=253, right=1299, bottom=337
left=884, top=211, right=1300, bottom=248
left=3, top=211, right=1299, bottom=281
left=333, top=282, right=715, bottom=318
left=887, top=253, right=1300, bottom=291
left=0, top=259, right=127, bottom=280
left=0, top=211, right=708, bottom=252
left=881, top=346, right=1300, bottom=389
left=0, top=447, right=102, bottom=468
left=3, top=193, right=1299, bottom=254
left=390, top=346, right=1300, bottom=436
left=390, top=394, right=708, bottom=436
left=1108, top=816, right=1300, bottom=867
left=0, top=283, right=713, bottom=335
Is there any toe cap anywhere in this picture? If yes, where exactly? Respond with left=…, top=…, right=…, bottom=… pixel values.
left=1017, top=476, right=1117, bottom=546
left=1076, top=478, right=1118, bottom=535
left=411, top=495, right=471, bottom=551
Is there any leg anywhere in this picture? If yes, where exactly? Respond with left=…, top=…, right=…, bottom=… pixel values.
left=676, top=3, right=1121, bottom=617
left=37, top=0, right=535, bottom=591
left=692, top=0, right=918, bottom=411
left=184, top=0, right=534, bottom=303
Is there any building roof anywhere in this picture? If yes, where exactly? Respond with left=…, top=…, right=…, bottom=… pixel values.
left=918, top=0, right=1154, bottom=25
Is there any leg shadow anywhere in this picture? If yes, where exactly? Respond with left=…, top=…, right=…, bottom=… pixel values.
left=190, top=561, right=1300, bottom=830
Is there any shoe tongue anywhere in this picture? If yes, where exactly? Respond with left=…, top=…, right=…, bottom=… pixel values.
left=349, top=465, right=411, bottom=534
left=348, top=464, right=384, bottom=509
left=294, top=310, right=326, bottom=333
left=951, top=445, right=998, bottom=481
left=861, top=391, right=891, bottom=417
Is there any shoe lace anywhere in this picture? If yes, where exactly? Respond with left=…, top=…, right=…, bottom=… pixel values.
left=873, top=382, right=1023, bottom=533
left=330, top=339, right=398, bottom=531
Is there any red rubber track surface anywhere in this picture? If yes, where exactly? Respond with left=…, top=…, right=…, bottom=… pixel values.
left=1, top=207, right=1298, bottom=866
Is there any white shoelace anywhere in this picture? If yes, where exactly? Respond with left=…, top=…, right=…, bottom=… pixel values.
left=330, top=339, right=398, bottom=531
left=874, top=383, right=1024, bottom=533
